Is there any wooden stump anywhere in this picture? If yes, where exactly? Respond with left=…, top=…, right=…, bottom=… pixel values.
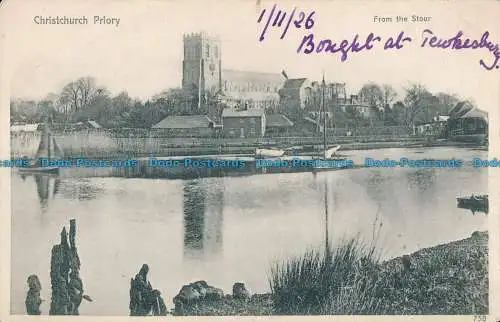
left=49, top=219, right=85, bottom=315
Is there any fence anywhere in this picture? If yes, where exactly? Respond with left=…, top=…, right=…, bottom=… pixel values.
left=11, top=128, right=429, bottom=159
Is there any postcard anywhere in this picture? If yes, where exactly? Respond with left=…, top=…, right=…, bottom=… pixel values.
left=0, top=0, right=499, bottom=321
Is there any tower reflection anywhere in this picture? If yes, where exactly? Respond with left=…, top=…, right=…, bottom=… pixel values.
left=182, top=179, right=224, bottom=260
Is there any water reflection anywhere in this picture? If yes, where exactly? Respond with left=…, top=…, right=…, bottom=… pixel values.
left=9, top=148, right=489, bottom=315
left=182, top=179, right=224, bottom=260
left=58, top=179, right=105, bottom=201
left=27, top=174, right=60, bottom=212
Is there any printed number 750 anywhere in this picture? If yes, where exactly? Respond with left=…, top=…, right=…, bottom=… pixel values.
left=473, top=315, right=486, bottom=322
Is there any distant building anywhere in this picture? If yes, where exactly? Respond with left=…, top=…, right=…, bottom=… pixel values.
left=445, top=101, right=488, bottom=143
left=221, top=69, right=282, bottom=109
left=73, top=120, right=102, bottom=131
left=414, top=115, right=450, bottom=136
left=279, top=78, right=311, bottom=113
left=221, top=108, right=266, bottom=138
left=10, top=123, right=41, bottom=139
left=10, top=123, right=40, bottom=133
left=182, top=32, right=285, bottom=110
left=338, top=95, right=373, bottom=118
left=266, top=114, right=294, bottom=135
left=152, top=115, right=218, bottom=137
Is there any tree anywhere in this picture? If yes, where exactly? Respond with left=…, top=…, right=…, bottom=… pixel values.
left=58, top=77, right=101, bottom=116
left=359, top=83, right=383, bottom=107
left=435, top=92, right=460, bottom=115
left=381, top=84, right=398, bottom=108
left=402, top=84, right=438, bottom=128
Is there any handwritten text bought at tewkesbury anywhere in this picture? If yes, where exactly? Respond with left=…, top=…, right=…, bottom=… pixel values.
left=256, top=4, right=500, bottom=71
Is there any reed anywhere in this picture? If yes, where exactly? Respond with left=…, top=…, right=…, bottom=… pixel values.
left=268, top=236, right=382, bottom=315
left=52, top=132, right=168, bottom=158
left=268, top=231, right=488, bottom=315
left=10, top=133, right=41, bottom=158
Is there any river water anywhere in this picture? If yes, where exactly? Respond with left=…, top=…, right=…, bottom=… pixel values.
left=10, top=147, right=488, bottom=315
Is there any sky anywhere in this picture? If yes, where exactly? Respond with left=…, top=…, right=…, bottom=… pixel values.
left=1, top=0, right=499, bottom=113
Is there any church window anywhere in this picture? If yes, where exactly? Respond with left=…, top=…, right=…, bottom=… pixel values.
left=206, top=44, right=210, bottom=57
left=214, top=46, right=218, bottom=58
left=224, top=81, right=228, bottom=91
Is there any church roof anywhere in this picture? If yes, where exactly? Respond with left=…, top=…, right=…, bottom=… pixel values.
left=222, top=91, right=279, bottom=101
left=152, top=115, right=215, bottom=129
left=222, top=108, right=265, bottom=118
left=222, top=69, right=284, bottom=85
left=282, top=78, right=308, bottom=89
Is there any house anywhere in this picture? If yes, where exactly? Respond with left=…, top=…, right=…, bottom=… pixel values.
left=265, top=114, right=294, bottom=135
left=414, top=115, right=450, bottom=136
left=152, top=115, right=218, bottom=137
left=445, top=101, right=488, bottom=143
left=221, top=108, right=266, bottom=138
left=279, top=78, right=311, bottom=113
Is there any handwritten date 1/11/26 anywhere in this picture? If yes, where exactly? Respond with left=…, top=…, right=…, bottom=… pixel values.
left=257, top=4, right=315, bottom=41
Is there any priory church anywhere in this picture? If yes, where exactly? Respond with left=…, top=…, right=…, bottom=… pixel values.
left=181, top=32, right=285, bottom=110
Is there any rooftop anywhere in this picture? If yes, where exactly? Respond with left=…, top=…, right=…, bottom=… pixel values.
left=221, top=91, right=279, bottom=101
left=222, top=69, right=284, bottom=85
left=266, top=114, right=294, bottom=127
left=222, top=108, right=265, bottom=118
left=152, top=115, right=215, bottom=129
left=281, top=78, right=308, bottom=89
left=10, top=123, right=40, bottom=132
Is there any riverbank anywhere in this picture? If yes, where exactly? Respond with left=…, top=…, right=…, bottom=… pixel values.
left=172, top=231, right=488, bottom=316
left=11, top=130, right=487, bottom=159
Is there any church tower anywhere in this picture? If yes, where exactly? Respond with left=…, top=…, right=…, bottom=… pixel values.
left=182, top=32, right=222, bottom=108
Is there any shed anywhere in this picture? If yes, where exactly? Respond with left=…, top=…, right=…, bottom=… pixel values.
left=152, top=115, right=217, bottom=137
left=10, top=123, right=40, bottom=133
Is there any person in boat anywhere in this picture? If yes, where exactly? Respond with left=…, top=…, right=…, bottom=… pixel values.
left=129, top=264, right=153, bottom=316
left=151, top=289, right=167, bottom=316
left=26, top=274, right=42, bottom=315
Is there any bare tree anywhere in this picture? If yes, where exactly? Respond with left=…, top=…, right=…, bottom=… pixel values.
left=402, top=84, right=438, bottom=128
left=359, top=83, right=383, bottom=107
left=58, top=77, right=100, bottom=114
left=381, top=84, right=398, bottom=108
left=435, top=92, right=460, bottom=114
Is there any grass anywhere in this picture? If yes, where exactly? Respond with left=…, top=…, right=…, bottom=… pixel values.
left=269, top=236, right=382, bottom=315
left=267, top=231, right=488, bottom=315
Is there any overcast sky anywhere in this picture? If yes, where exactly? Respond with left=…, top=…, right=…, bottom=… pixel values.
left=1, top=0, right=499, bottom=113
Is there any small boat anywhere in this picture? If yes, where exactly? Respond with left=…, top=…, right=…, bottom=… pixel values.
left=255, top=148, right=285, bottom=158
left=457, top=194, right=488, bottom=213
left=18, top=123, right=63, bottom=175
left=324, top=145, right=341, bottom=159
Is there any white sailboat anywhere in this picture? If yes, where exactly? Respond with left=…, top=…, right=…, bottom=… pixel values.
left=255, top=148, right=285, bottom=158
left=19, top=123, right=63, bottom=175
left=324, top=145, right=342, bottom=159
